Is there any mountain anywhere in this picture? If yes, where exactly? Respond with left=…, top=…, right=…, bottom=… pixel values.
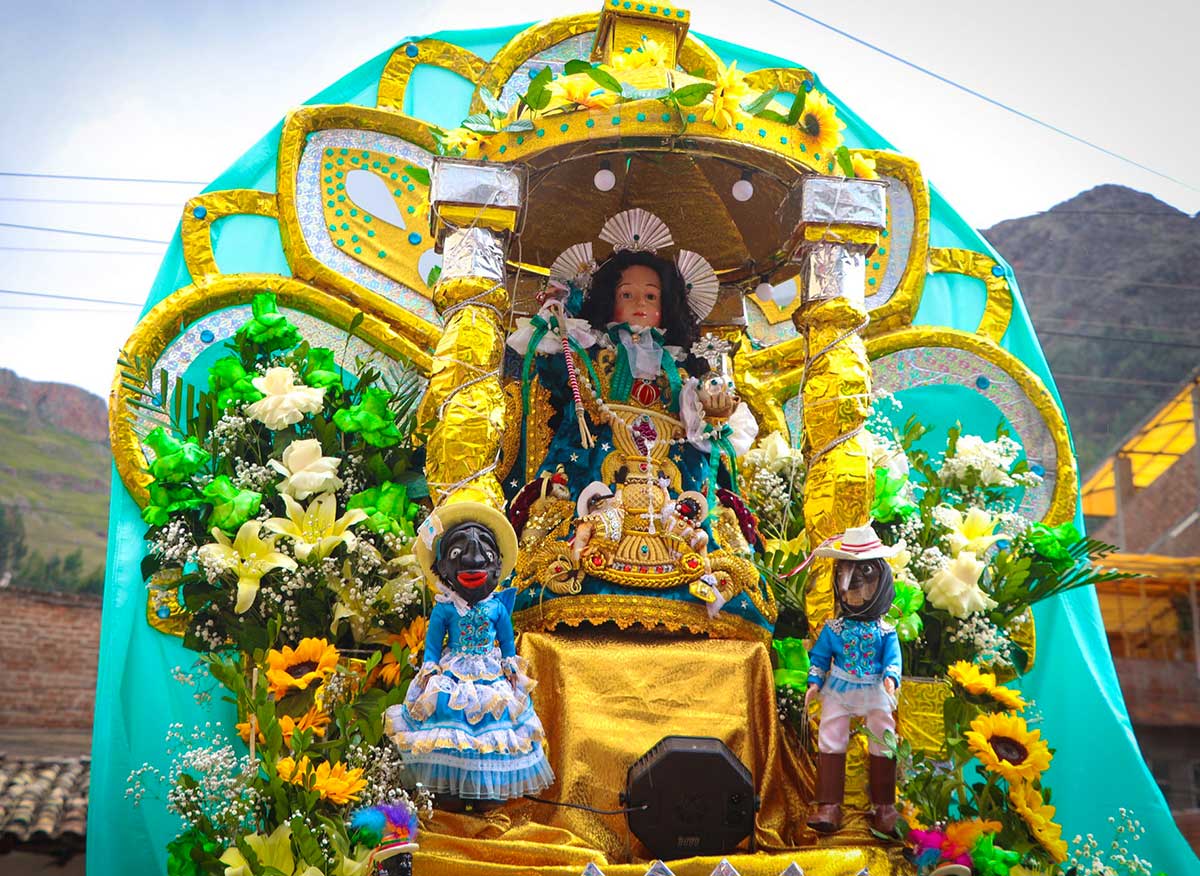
left=0, top=369, right=110, bottom=586
left=981, top=185, right=1200, bottom=474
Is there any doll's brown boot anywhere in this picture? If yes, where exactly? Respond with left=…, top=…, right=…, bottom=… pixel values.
left=868, top=754, right=900, bottom=835
left=807, top=752, right=845, bottom=833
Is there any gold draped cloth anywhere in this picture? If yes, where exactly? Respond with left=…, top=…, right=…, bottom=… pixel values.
left=412, top=630, right=909, bottom=874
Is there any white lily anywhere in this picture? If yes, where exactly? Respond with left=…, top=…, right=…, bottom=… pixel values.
left=936, top=505, right=1006, bottom=557
left=198, top=520, right=297, bottom=614
left=264, top=493, right=367, bottom=562
left=269, top=438, right=343, bottom=499
left=244, top=367, right=325, bottom=430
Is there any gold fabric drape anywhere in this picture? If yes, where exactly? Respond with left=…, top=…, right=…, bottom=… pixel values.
left=413, top=629, right=911, bottom=874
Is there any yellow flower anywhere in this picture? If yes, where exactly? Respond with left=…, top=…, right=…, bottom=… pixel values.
left=440, top=127, right=486, bottom=159
left=989, top=684, right=1027, bottom=712
left=219, top=823, right=294, bottom=876
left=267, top=638, right=339, bottom=699
left=850, top=152, right=878, bottom=180
left=1009, top=781, right=1069, bottom=863
left=277, top=754, right=313, bottom=785
left=702, top=59, right=752, bottom=131
left=966, top=713, right=1052, bottom=784
left=938, top=506, right=1006, bottom=557
left=265, top=493, right=367, bottom=562
left=198, top=521, right=297, bottom=614
left=244, top=367, right=326, bottom=430
left=610, top=37, right=670, bottom=72
left=237, top=705, right=331, bottom=745
left=948, top=660, right=995, bottom=695
left=378, top=615, right=429, bottom=686
left=547, top=74, right=618, bottom=110
left=925, top=551, right=996, bottom=618
left=794, top=89, right=844, bottom=156
left=311, top=760, right=368, bottom=805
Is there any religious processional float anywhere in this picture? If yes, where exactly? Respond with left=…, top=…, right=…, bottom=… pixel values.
left=91, top=5, right=1198, bottom=876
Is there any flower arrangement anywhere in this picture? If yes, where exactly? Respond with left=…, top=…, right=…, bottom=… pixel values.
left=748, top=403, right=1137, bottom=874
left=428, top=40, right=873, bottom=179
left=122, top=295, right=433, bottom=875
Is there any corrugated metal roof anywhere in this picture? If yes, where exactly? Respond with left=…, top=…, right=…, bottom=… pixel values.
left=1081, top=375, right=1200, bottom=517
left=0, top=756, right=88, bottom=855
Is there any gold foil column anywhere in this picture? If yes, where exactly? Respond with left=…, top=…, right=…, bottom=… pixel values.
left=421, top=160, right=525, bottom=512
left=792, top=177, right=887, bottom=629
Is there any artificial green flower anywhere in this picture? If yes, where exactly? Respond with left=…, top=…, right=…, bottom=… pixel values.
left=304, top=347, right=344, bottom=391
left=333, top=388, right=402, bottom=447
left=143, top=482, right=208, bottom=526
left=771, top=637, right=810, bottom=688
left=346, top=481, right=419, bottom=536
left=202, top=475, right=263, bottom=533
left=166, top=828, right=221, bottom=876
left=208, top=356, right=264, bottom=411
left=886, top=578, right=925, bottom=642
left=871, top=467, right=916, bottom=523
left=1027, top=521, right=1081, bottom=573
left=970, top=833, right=1022, bottom=876
left=145, top=427, right=210, bottom=483
left=235, top=291, right=301, bottom=353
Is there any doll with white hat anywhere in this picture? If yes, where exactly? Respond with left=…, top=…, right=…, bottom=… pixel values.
left=385, top=502, right=554, bottom=807
left=803, top=522, right=902, bottom=835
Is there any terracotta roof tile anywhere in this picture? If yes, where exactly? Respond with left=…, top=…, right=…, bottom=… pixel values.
left=0, top=755, right=89, bottom=855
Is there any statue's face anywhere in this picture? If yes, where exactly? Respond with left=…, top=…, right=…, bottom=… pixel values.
left=836, top=559, right=882, bottom=608
left=612, top=264, right=662, bottom=329
left=435, top=522, right=503, bottom=605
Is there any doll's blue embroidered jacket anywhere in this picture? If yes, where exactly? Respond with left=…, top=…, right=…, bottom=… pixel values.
left=807, top=617, right=902, bottom=692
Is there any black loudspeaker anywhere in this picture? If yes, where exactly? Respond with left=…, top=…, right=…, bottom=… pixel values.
left=621, top=735, right=758, bottom=860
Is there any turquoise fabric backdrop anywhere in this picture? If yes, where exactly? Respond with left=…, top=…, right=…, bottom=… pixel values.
left=89, top=22, right=1200, bottom=876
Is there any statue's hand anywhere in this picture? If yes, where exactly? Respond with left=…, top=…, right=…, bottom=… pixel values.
left=883, top=677, right=897, bottom=696
left=698, top=376, right=739, bottom=419
left=805, top=683, right=820, bottom=711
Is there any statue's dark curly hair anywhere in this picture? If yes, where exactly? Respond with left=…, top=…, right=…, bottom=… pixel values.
left=579, top=249, right=700, bottom=351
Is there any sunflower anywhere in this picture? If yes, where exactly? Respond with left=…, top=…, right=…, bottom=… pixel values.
left=702, top=60, right=752, bottom=131
left=237, top=706, right=331, bottom=746
left=947, top=661, right=1028, bottom=711
left=266, top=638, right=339, bottom=699
left=276, top=754, right=313, bottom=786
left=965, top=713, right=1052, bottom=783
left=988, top=684, right=1027, bottom=712
left=794, top=90, right=844, bottom=157
left=310, top=760, right=368, bottom=805
left=377, top=616, right=429, bottom=687
left=850, top=152, right=878, bottom=180
left=1009, top=781, right=1068, bottom=863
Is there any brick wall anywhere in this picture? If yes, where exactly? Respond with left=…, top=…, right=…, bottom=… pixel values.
left=1095, top=452, right=1200, bottom=555
left=0, top=589, right=101, bottom=730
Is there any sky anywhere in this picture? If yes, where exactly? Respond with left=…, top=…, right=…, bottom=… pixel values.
left=0, top=0, right=1196, bottom=401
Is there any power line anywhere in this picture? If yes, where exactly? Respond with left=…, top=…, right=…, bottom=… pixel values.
left=0, top=305, right=136, bottom=313
left=1039, top=315, right=1200, bottom=338
left=1057, top=387, right=1157, bottom=401
left=1053, top=372, right=1180, bottom=388
left=1039, top=327, right=1200, bottom=351
left=0, top=288, right=141, bottom=307
left=763, top=0, right=1200, bottom=193
left=0, top=196, right=181, bottom=207
left=0, top=221, right=170, bottom=245
left=0, top=170, right=204, bottom=185
left=0, top=245, right=162, bottom=256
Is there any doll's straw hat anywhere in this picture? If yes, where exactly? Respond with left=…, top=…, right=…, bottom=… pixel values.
left=811, top=523, right=900, bottom=561
left=576, top=482, right=615, bottom=519
left=415, top=500, right=518, bottom=582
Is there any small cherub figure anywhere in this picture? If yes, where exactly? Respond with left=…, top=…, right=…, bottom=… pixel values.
left=571, top=481, right=625, bottom=565
left=803, top=522, right=902, bottom=836
left=663, top=490, right=710, bottom=555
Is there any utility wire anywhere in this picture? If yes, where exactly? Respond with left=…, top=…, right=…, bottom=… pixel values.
left=0, top=245, right=162, bottom=256
left=0, top=221, right=170, bottom=245
left=0, top=196, right=181, bottom=207
left=1016, top=270, right=1200, bottom=292
left=0, top=170, right=204, bottom=185
left=0, top=305, right=135, bottom=313
left=0, top=288, right=141, bottom=307
left=1038, top=316, right=1200, bottom=338
left=1053, top=372, right=1180, bottom=388
left=764, top=0, right=1200, bottom=192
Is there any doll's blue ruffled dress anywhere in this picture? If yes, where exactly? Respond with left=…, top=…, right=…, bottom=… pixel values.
left=386, top=589, right=554, bottom=799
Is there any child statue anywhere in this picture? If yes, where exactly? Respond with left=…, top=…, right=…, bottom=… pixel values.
left=804, top=523, right=902, bottom=834
left=386, top=502, right=554, bottom=806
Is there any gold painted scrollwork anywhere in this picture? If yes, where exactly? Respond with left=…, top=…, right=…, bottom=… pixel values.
left=927, top=247, right=1015, bottom=342
left=181, top=189, right=279, bottom=281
